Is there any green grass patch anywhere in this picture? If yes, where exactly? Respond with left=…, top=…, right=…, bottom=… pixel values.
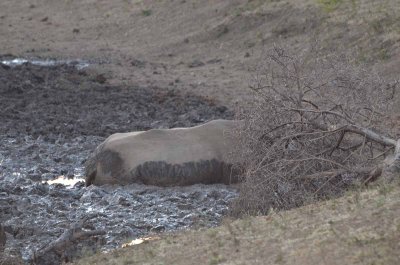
left=316, top=0, right=343, bottom=12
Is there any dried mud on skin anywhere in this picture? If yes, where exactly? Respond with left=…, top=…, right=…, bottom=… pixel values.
left=0, top=61, right=236, bottom=263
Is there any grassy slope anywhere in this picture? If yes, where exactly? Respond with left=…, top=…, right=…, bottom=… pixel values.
left=76, top=182, right=400, bottom=265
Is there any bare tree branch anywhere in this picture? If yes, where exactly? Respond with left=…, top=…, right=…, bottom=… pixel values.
left=344, top=124, right=396, bottom=147
left=231, top=46, right=399, bottom=216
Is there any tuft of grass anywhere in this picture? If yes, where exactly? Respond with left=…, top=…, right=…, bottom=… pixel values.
left=216, top=25, right=229, bottom=38
left=274, top=252, right=285, bottom=264
left=141, top=9, right=152, bottom=16
left=316, top=0, right=343, bottom=12
left=208, top=252, right=226, bottom=265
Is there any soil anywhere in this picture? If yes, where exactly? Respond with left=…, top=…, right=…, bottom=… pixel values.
left=0, top=0, right=398, bottom=109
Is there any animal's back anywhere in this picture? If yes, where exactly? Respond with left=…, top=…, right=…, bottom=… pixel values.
left=85, top=119, right=239, bottom=186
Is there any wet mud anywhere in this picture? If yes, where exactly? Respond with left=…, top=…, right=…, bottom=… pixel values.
left=0, top=60, right=237, bottom=263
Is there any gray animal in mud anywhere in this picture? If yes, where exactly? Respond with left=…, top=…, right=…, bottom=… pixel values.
left=85, top=119, right=240, bottom=186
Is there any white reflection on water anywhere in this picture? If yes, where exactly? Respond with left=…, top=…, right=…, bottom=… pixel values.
left=43, top=175, right=84, bottom=188
left=1, top=58, right=89, bottom=70
left=122, top=236, right=160, bottom=248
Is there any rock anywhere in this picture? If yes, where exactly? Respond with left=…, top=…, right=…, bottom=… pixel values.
left=27, top=174, right=42, bottom=181
left=206, top=58, right=222, bottom=64
left=79, top=186, right=107, bottom=203
left=85, top=120, right=240, bottom=186
left=94, top=74, right=107, bottom=84
left=188, top=60, right=205, bottom=68
left=130, top=59, right=146, bottom=68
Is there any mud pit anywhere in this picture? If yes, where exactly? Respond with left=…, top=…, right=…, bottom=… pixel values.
left=0, top=60, right=237, bottom=263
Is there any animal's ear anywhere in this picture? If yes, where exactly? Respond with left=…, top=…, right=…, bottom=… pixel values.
left=85, top=169, right=96, bottom=186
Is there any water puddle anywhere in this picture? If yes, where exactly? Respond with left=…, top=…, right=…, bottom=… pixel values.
left=43, top=175, right=84, bottom=188
left=122, top=236, right=160, bottom=247
left=1, top=58, right=89, bottom=69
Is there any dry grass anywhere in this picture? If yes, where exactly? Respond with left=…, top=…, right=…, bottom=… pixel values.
left=74, top=181, right=400, bottom=265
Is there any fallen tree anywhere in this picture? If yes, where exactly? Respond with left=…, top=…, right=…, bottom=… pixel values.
left=231, top=46, right=399, bottom=215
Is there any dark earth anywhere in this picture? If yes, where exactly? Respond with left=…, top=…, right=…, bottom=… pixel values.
left=0, top=59, right=238, bottom=264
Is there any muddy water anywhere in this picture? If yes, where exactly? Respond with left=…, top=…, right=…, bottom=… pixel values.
left=0, top=60, right=237, bottom=263
left=1, top=58, right=90, bottom=70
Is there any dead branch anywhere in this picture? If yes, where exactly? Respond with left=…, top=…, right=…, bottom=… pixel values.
left=368, top=146, right=394, bottom=161
left=344, top=124, right=396, bottom=147
left=329, top=131, right=345, bottom=156
left=288, top=108, right=357, bottom=124
left=306, top=119, right=396, bottom=147
left=31, top=218, right=105, bottom=265
left=380, top=139, right=400, bottom=181
left=279, top=157, right=352, bottom=171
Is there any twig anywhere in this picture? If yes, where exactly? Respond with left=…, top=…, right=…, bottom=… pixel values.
left=31, top=219, right=105, bottom=264
left=280, top=157, right=351, bottom=171
left=329, top=131, right=345, bottom=156
left=286, top=108, right=356, bottom=124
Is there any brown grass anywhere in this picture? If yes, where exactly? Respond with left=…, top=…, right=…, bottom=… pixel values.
left=74, top=181, right=400, bottom=265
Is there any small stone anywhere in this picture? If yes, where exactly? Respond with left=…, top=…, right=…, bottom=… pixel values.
left=177, top=203, right=192, bottom=210
left=118, top=197, right=131, bottom=207
left=94, top=74, right=107, bottom=84
left=130, top=59, right=146, bottom=68
left=188, top=60, right=205, bottom=68
left=28, top=174, right=41, bottom=181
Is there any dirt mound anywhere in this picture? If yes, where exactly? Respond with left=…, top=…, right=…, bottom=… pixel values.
left=0, top=62, right=232, bottom=140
